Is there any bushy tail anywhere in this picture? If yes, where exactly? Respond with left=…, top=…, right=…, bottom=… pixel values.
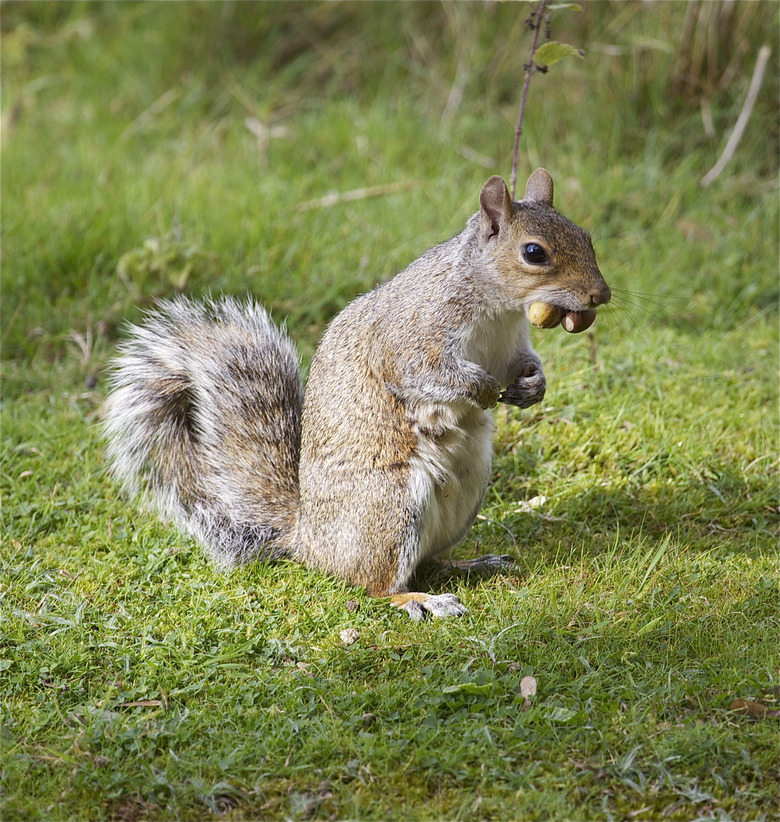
left=103, top=296, right=303, bottom=566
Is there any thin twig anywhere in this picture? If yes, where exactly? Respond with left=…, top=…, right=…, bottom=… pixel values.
left=701, top=44, right=771, bottom=187
left=299, top=182, right=419, bottom=211
left=120, top=88, right=180, bottom=142
left=441, top=59, right=469, bottom=129
left=510, top=0, right=549, bottom=200
left=475, top=514, right=518, bottom=547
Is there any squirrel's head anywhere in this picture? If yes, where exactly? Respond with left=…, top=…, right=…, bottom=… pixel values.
left=478, top=169, right=611, bottom=317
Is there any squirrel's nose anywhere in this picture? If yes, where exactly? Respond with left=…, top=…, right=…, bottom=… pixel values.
left=589, top=280, right=611, bottom=307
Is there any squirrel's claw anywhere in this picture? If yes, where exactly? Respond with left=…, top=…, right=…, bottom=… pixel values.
left=397, top=599, right=427, bottom=621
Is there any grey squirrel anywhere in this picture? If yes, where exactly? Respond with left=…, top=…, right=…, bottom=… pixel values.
left=103, top=169, right=610, bottom=620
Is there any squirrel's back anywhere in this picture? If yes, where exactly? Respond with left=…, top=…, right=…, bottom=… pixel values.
left=103, top=296, right=303, bottom=565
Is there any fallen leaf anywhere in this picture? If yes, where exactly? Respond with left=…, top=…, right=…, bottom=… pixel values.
left=729, top=699, right=780, bottom=719
left=520, top=675, right=537, bottom=711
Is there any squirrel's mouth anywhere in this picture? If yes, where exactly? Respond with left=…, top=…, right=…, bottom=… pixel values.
left=528, top=301, right=597, bottom=334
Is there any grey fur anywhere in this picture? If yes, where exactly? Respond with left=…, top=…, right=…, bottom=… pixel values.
left=103, top=296, right=302, bottom=566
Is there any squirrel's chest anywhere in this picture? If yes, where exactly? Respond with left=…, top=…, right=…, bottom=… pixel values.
left=462, top=310, right=530, bottom=385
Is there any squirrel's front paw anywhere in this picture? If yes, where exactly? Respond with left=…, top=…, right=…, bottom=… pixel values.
left=499, top=362, right=546, bottom=408
left=476, top=376, right=502, bottom=409
left=390, top=592, right=468, bottom=621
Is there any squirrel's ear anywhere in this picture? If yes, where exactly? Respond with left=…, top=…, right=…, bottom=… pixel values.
left=524, top=168, right=554, bottom=206
left=479, top=176, right=513, bottom=240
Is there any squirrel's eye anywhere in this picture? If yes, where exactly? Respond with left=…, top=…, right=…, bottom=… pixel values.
left=522, top=243, right=548, bottom=265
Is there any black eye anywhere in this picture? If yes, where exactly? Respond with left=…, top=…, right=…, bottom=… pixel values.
left=522, top=242, right=548, bottom=265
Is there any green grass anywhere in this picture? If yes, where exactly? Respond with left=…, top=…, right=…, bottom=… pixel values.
left=2, top=2, right=778, bottom=820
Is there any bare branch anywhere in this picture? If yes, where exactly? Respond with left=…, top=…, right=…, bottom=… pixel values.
left=510, top=0, right=549, bottom=200
left=701, top=44, right=771, bottom=188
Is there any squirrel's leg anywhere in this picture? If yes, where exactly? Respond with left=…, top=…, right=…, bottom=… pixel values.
left=393, top=358, right=502, bottom=410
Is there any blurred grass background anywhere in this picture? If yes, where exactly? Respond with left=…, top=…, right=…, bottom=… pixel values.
left=2, top=0, right=777, bottom=363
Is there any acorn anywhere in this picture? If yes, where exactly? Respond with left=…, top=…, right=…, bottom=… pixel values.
left=528, top=301, right=564, bottom=329
left=562, top=309, right=597, bottom=334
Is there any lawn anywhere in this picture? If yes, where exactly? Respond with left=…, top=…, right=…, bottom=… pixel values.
left=2, top=2, right=778, bottom=820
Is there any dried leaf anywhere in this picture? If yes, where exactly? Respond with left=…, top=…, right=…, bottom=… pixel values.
left=729, top=699, right=780, bottom=719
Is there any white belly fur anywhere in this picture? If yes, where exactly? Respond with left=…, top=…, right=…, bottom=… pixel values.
left=465, top=309, right=530, bottom=385
left=392, top=401, right=494, bottom=591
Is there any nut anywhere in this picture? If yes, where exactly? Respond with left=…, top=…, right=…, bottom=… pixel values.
left=528, top=301, right=564, bottom=329
left=562, top=309, right=597, bottom=334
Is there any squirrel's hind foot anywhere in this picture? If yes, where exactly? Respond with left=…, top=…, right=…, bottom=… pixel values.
left=440, top=554, right=517, bottom=574
left=390, top=592, right=468, bottom=621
